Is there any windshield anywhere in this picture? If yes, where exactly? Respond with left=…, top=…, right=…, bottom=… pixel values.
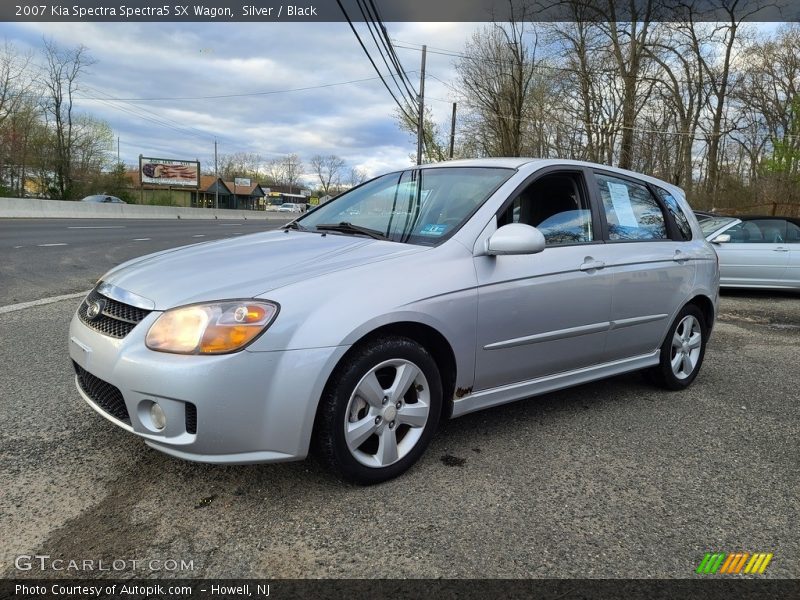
left=700, top=216, right=737, bottom=236
left=297, top=167, right=514, bottom=245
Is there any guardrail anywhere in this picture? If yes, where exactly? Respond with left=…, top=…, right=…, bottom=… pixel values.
left=0, top=197, right=290, bottom=220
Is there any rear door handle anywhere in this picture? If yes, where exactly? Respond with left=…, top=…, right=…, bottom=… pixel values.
left=774, top=247, right=789, bottom=252
left=673, top=250, right=690, bottom=263
left=580, top=259, right=606, bottom=272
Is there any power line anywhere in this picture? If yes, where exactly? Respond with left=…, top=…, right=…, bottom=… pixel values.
left=78, top=85, right=229, bottom=143
left=354, top=0, right=417, bottom=111
left=363, top=0, right=419, bottom=102
left=335, top=0, right=418, bottom=124
left=75, top=73, right=403, bottom=102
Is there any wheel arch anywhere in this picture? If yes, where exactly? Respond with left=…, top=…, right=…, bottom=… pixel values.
left=686, top=293, right=716, bottom=332
left=320, top=321, right=458, bottom=425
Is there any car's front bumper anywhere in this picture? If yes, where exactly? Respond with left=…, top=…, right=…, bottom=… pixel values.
left=68, top=310, right=349, bottom=464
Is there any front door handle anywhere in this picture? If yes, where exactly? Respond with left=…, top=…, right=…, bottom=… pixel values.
left=773, top=247, right=789, bottom=252
left=580, top=259, right=606, bottom=272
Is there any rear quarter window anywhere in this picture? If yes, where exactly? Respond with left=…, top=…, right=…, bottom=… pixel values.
left=654, top=187, right=693, bottom=241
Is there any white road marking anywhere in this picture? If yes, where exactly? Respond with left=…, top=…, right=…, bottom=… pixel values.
left=14, top=245, right=23, bottom=249
left=0, top=290, right=90, bottom=315
left=192, top=234, right=205, bottom=237
left=37, top=243, right=68, bottom=247
left=218, top=223, right=243, bottom=226
left=133, top=238, right=151, bottom=241
left=67, top=226, right=126, bottom=229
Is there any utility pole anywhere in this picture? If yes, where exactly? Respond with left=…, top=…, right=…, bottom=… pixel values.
left=416, top=44, right=427, bottom=166
left=449, top=102, right=457, bottom=159
left=117, top=137, right=120, bottom=164
left=214, top=139, right=219, bottom=210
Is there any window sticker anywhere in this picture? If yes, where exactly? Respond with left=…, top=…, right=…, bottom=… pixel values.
left=420, top=223, right=448, bottom=236
left=607, top=182, right=639, bottom=228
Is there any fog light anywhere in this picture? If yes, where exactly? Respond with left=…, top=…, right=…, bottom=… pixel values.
left=150, top=402, right=167, bottom=430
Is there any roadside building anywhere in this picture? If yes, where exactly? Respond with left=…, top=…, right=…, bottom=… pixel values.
left=193, top=177, right=266, bottom=210
left=124, top=171, right=265, bottom=210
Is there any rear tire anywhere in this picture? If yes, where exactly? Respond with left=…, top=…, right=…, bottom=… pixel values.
left=647, top=304, right=707, bottom=390
left=315, top=336, right=442, bottom=485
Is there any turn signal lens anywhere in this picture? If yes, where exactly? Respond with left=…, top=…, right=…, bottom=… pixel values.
left=146, top=301, right=278, bottom=354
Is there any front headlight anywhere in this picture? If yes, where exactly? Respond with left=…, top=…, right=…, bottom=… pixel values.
left=145, top=300, right=279, bottom=354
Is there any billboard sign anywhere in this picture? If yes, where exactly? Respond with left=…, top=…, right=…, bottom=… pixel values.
left=139, top=156, right=200, bottom=187
left=234, top=178, right=251, bottom=187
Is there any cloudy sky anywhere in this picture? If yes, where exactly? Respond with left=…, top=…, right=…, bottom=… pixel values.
left=1, top=21, right=481, bottom=183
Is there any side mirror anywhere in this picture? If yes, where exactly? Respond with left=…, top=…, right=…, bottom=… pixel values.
left=486, top=223, right=546, bottom=256
left=711, top=233, right=731, bottom=244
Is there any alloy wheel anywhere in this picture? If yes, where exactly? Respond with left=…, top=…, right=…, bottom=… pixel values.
left=670, top=315, right=703, bottom=380
left=343, top=359, right=430, bottom=468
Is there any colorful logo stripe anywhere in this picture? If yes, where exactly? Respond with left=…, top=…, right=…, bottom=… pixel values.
left=696, top=552, right=773, bottom=574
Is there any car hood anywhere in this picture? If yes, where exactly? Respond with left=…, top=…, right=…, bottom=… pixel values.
left=101, top=230, right=426, bottom=310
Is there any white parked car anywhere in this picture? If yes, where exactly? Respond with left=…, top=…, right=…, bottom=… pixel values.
left=277, top=203, right=303, bottom=213
left=701, top=215, right=800, bottom=289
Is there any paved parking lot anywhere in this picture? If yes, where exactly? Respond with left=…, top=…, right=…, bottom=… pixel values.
left=1, top=288, right=797, bottom=579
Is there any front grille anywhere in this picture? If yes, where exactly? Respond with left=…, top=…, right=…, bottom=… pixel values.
left=73, top=361, right=130, bottom=424
left=185, top=403, right=197, bottom=434
left=78, top=288, right=151, bottom=339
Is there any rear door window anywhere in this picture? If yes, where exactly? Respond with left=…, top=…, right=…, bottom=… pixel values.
left=594, top=173, right=668, bottom=241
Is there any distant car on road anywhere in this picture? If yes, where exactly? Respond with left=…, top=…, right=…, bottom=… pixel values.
left=701, top=215, right=800, bottom=289
left=68, top=158, right=718, bottom=484
left=81, top=194, right=126, bottom=204
left=277, top=202, right=302, bottom=213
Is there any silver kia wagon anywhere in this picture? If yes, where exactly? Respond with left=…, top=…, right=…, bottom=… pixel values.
left=68, top=159, right=719, bottom=484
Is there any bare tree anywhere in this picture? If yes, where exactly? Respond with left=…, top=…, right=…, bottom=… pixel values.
left=0, top=41, right=33, bottom=127
left=263, top=157, right=285, bottom=186
left=589, top=0, right=658, bottom=170
left=395, top=105, right=449, bottom=163
left=71, top=115, right=114, bottom=192
left=216, top=151, right=263, bottom=181
left=310, top=154, right=346, bottom=195
left=455, top=2, right=549, bottom=157
left=640, top=19, right=711, bottom=192
left=545, top=15, right=620, bottom=163
left=282, top=153, right=303, bottom=193
left=264, top=153, right=304, bottom=192
left=347, top=167, right=368, bottom=189
left=40, top=38, right=95, bottom=199
left=732, top=24, right=800, bottom=203
left=694, top=0, right=759, bottom=199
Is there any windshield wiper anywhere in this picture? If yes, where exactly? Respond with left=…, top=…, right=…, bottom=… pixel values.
left=314, top=222, right=388, bottom=240
left=283, top=221, right=308, bottom=231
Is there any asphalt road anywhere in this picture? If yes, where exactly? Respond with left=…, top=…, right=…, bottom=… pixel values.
left=0, top=218, right=290, bottom=306
left=0, top=223, right=798, bottom=579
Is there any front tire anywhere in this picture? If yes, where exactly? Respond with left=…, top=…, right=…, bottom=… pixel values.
left=647, top=304, right=707, bottom=390
left=315, top=337, right=442, bottom=485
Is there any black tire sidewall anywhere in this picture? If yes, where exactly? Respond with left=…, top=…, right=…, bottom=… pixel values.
left=657, top=304, right=707, bottom=390
left=318, top=337, right=443, bottom=485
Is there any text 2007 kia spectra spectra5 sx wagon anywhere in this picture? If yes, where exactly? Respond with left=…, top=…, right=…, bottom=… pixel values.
left=69, top=159, right=719, bottom=484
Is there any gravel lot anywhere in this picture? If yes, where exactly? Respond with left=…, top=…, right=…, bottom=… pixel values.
left=0, top=288, right=797, bottom=580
